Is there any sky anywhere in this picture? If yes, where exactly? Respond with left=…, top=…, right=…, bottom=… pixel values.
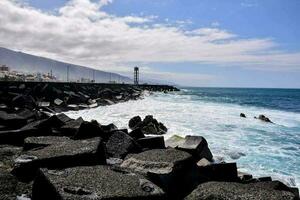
left=0, top=0, right=300, bottom=88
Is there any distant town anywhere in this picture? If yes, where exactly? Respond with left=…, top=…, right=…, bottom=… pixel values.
left=0, top=64, right=128, bottom=84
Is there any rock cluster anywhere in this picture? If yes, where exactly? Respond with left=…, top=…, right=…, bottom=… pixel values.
left=128, top=115, right=168, bottom=136
left=0, top=81, right=179, bottom=113
left=0, top=111, right=298, bottom=199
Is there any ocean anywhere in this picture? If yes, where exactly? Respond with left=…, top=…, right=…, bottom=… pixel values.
left=66, top=87, right=300, bottom=188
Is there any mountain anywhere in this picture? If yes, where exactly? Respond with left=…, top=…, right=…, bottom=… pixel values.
left=0, top=47, right=132, bottom=83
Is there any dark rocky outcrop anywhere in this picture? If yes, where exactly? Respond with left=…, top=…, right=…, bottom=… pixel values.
left=197, top=162, right=239, bottom=182
left=129, top=115, right=168, bottom=135
left=12, top=137, right=106, bottom=181
left=121, top=148, right=198, bottom=199
left=257, top=114, right=273, bottom=123
left=32, top=166, right=165, bottom=200
left=128, top=115, right=142, bottom=129
left=106, top=131, right=141, bottom=159
left=0, top=81, right=178, bottom=113
left=73, top=120, right=106, bottom=140
left=137, top=136, right=166, bottom=150
left=184, top=181, right=298, bottom=200
left=240, top=113, right=246, bottom=118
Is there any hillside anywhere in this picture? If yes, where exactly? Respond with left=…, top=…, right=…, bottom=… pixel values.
left=0, top=47, right=131, bottom=83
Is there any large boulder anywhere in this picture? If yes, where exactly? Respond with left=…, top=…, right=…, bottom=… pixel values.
left=137, top=136, right=166, bottom=150
left=257, top=114, right=273, bottom=123
left=121, top=148, right=198, bottom=199
left=12, top=137, right=106, bottom=181
left=106, top=131, right=141, bottom=159
left=0, top=110, right=28, bottom=129
left=32, top=166, right=165, bottom=200
left=0, top=169, right=32, bottom=200
left=184, top=181, right=298, bottom=200
left=128, top=128, right=145, bottom=140
left=73, top=121, right=106, bottom=140
left=198, top=162, right=239, bottom=182
left=129, top=116, right=142, bottom=129
left=37, top=113, right=72, bottom=129
left=60, top=117, right=84, bottom=136
left=166, top=135, right=213, bottom=161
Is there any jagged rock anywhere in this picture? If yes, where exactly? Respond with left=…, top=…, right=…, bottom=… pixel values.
left=0, top=169, right=32, bottom=200
left=129, top=128, right=145, bottom=140
left=257, top=114, right=273, bottom=123
left=0, top=145, right=22, bottom=171
left=137, top=136, right=166, bottom=150
left=121, top=148, right=198, bottom=198
left=106, top=131, right=141, bottom=159
left=129, top=116, right=142, bottom=129
left=240, top=113, right=246, bottom=118
left=32, top=166, right=165, bottom=200
left=238, top=171, right=253, bottom=182
left=60, top=117, right=84, bottom=136
left=23, top=136, right=70, bottom=150
left=166, top=135, right=213, bottom=161
left=37, top=113, right=72, bottom=129
left=198, top=162, right=238, bottom=182
left=142, top=123, right=160, bottom=135
left=12, top=137, right=106, bottom=181
left=101, top=123, right=118, bottom=133
left=73, top=121, right=106, bottom=140
left=184, top=181, right=297, bottom=200
left=0, top=110, right=28, bottom=129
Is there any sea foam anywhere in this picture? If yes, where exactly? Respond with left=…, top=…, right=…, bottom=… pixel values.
left=66, top=91, right=300, bottom=188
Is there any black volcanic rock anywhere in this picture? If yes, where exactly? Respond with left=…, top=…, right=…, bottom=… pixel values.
left=32, top=166, right=165, bottom=200
left=137, top=136, right=166, bottom=150
left=240, top=113, right=246, bottom=118
left=12, top=137, right=106, bottom=181
left=73, top=121, right=106, bottom=140
left=121, top=148, right=198, bottom=198
left=129, top=116, right=142, bottom=129
left=257, top=114, right=273, bottom=123
left=128, top=128, right=145, bottom=140
left=106, top=131, right=141, bottom=159
left=198, top=162, right=239, bottom=182
left=184, top=181, right=297, bottom=200
left=60, top=117, right=84, bottom=136
left=38, top=113, right=72, bottom=129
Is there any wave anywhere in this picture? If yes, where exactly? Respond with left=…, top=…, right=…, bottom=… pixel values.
left=65, top=91, right=300, bottom=188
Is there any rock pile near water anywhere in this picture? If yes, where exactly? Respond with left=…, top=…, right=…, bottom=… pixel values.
left=0, top=111, right=298, bottom=199
left=0, top=81, right=178, bottom=114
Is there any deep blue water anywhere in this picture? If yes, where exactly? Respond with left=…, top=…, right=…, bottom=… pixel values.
left=181, top=87, right=300, bottom=113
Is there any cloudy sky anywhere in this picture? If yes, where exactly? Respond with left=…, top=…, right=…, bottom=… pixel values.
left=0, top=0, right=300, bottom=87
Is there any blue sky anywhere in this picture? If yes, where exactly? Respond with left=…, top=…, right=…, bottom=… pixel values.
left=1, top=0, right=300, bottom=87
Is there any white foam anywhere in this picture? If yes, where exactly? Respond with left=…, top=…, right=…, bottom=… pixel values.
left=65, top=92, right=300, bottom=188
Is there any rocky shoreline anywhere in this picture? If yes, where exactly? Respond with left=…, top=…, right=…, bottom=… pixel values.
left=0, top=82, right=299, bottom=200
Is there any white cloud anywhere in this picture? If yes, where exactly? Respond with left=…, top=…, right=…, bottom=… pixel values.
left=211, top=21, right=220, bottom=27
left=0, top=0, right=299, bottom=85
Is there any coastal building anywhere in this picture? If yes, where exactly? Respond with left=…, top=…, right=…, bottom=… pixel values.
left=0, top=65, right=9, bottom=72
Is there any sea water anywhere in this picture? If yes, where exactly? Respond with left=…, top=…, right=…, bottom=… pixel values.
left=66, top=87, right=300, bottom=188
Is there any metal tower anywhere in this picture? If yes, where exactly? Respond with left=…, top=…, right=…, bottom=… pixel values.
left=134, top=67, right=139, bottom=85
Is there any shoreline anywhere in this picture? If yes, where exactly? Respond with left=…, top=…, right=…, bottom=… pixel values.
left=0, top=81, right=299, bottom=199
